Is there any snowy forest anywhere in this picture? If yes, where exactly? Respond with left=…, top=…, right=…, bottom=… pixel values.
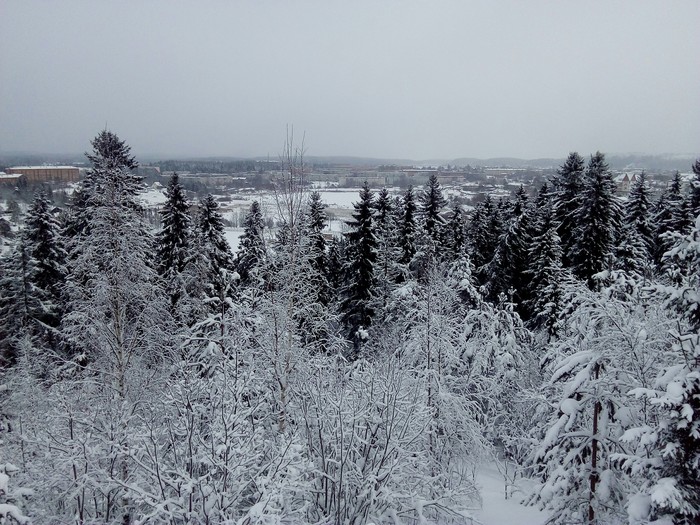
left=0, top=130, right=699, bottom=525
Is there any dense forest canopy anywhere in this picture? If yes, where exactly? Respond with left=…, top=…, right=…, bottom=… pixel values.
left=1, top=133, right=699, bottom=524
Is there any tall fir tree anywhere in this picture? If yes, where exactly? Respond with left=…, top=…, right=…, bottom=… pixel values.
left=653, top=172, right=689, bottom=267
left=0, top=238, right=36, bottom=366
left=398, top=185, right=418, bottom=270
left=483, top=186, right=533, bottom=312
left=236, top=200, right=266, bottom=287
left=468, top=195, right=503, bottom=287
left=551, top=152, right=585, bottom=267
left=61, top=131, right=173, bottom=524
left=192, top=194, right=236, bottom=318
left=24, top=191, right=67, bottom=329
left=526, top=203, right=566, bottom=338
left=373, top=188, right=399, bottom=307
left=326, top=236, right=347, bottom=294
left=570, top=152, right=622, bottom=287
left=534, top=182, right=551, bottom=214
left=155, top=173, right=192, bottom=315
left=341, top=182, right=378, bottom=353
left=418, top=173, right=447, bottom=244
left=374, top=187, right=393, bottom=229
left=691, top=159, right=700, bottom=218
left=305, top=191, right=331, bottom=305
left=446, top=203, right=466, bottom=259
left=624, top=172, right=654, bottom=259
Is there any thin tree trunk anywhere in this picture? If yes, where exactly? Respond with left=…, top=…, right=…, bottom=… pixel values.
left=589, top=363, right=600, bottom=524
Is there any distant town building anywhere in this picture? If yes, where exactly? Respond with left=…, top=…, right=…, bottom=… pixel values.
left=0, top=172, right=23, bottom=185
left=614, top=172, right=639, bottom=193
left=5, top=166, right=80, bottom=183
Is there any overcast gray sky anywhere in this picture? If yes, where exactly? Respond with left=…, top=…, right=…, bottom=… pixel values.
left=1, top=1, right=698, bottom=160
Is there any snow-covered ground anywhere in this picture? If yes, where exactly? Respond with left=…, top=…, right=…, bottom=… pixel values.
left=472, top=465, right=547, bottom=525
left=224, top=227, right=243, bottom=253
left=138, top=185, right=168, bottom=207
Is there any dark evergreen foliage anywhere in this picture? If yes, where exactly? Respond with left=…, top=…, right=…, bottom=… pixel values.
left=156, top=174, right=192, bottom=315
left=373, top=188, right=399, bottom=306
left=691, top=158, right=700, bottom=218
left=468, top=195, right=503, bottom=286
left=398, top=185, right=418, bottom=269
left=551, top=152, right=585, bottom=266
left=418, top=173, right=447, bottom=243
left=570, top=152, right=622, bottom=287
left=306, top=191, right=330, bottom=305
left=236, top=200, right=266, bottom=287
left=374, top=187, right=393, bottom=230
left=526, top=204, right=565, bottom=338
left=341, top=182, right=378, bottom=352
left=156, top=174, right=191, bottom=276
left=653, top=172, right=689, bottom=267
left=446, top=203, right=466, bottom=258
left=23, top=191, right=67, bottom=344
left=0, top=239, right=35, bottom=365
left=484, top=187, right=533, bottom=312
left=326, top=236, right=347, bottom=293
left=624, top=172, right=654, bottom=259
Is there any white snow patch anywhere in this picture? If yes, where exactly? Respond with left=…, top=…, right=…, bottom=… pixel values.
left=224, top=228, right=243, bottom=253
left=472, top=464, right=547, bottom=525
left=559, top=398, right=581, bottom=415
left=627, top=493, right=651, bottom=522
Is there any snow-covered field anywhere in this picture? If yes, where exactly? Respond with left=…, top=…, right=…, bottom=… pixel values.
left=139, top=185, right=402, bottom=215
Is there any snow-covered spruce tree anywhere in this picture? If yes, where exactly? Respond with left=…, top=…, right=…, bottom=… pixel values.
left=397, top=185, right=418, bottom=273
left=325, top=236, right=347, bottom=294
left=526, top=202, right=567, bottom=339
left=653, top=172, right=691, bottom=269
left=285, top=192, right=338, bottom=353
left=625, top=172, right=655, bottom=260
left=617, top=216, right=700, bottom=524
left=184, top=194, right=238, bottom=374
left=418, top=173, right=447, bottom=245
left=236, top=200, right=266, bottom=288
left=0, top=238, right=37, bottom=366
left=691, top=158, right=700, bottom=218
left=155, top=172, right=192, bottom=319
left=528, top=282, right=677, bottom=524
left=341, top=181, right=378, bottom=355
left=615, top=173, right=655, bottom=282
left=306, top=191, right=329, bottom=280
left=616, top=221, right=655, bottom=282
left=534, top=181, right=552, bottom=213
left=193, top=194, right=235, bottom=312
left=483, top=185, right=534, bottom=315
left=446, top=202, right=467, bottom=259
left=467, top=195, right=503, bottom=287
left=24, top=191, right=67, bottom=329
left=570, top=152, right=623, bottom=288
left=551, top=152, right=586, bottom=268
left=373, top=187, right=400, bottom=309
left=60, top=185, right=91, bottom=243
left=58, top=130, right=174, bottom=523
left=304, top=190, right=333, bottom=309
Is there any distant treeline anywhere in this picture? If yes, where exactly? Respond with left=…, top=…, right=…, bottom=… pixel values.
left=156, top=159, right=277, bottom=173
